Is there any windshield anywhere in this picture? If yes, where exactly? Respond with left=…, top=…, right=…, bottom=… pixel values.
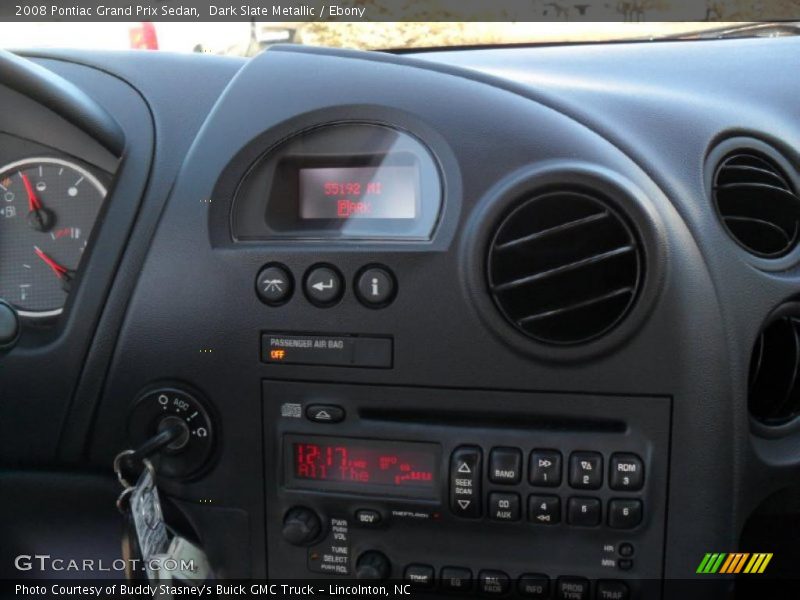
left=1, top=20, right=796, bottom=56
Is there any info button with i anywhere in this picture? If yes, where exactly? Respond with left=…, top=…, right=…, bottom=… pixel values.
left=355, top=266, right=396, bottom=308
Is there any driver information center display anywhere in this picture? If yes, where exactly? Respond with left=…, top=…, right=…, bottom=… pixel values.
left=299, top=166, right=418, bottom=220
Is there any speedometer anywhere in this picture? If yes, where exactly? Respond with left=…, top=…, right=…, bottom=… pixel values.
left=0, top=157, right=107, bottom=318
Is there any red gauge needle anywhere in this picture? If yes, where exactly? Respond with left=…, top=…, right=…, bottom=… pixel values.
left=21, top=172, right=53, bottom=232
left=21, top=173, right=42, bottom=212
left=34, top=246, right=68, bottom=280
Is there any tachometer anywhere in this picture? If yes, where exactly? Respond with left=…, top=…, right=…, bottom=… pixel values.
left=0, top=157, right=106, bottom=317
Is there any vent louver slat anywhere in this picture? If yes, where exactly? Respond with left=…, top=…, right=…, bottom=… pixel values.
left=713, top=151, right=800, bottom=257
left=749, top=317, right=800, bottom=424
left=487, top=190, right=643, bottom=345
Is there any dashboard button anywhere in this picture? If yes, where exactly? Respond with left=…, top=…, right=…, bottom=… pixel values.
left=478, top=570, right=510, bottom=596
left=567, top=497, right=601, bottom=527
left=489, top=447, right=522, bottom=484
left=518, top=574, right=549, bottom=598
left=596, top=580, right=630, bottom=600
left=569, top=451, right=603, bottom=489
left=529, top=449, right=562, bottom=487
left=355, top=266, right=396, bottom=307
left=354, top=509, right=382, bottom=526
left=440, top=567, right=473, bottom=592
left=618, top=559, right=633, bottom=572
left=404, top=564, right=435, bottom=589
left=256, top=263, right=293, bottom=305
left=304, top=265, right=344, bottom=306
left=608, top=499, right=642, bottom=529
left=556, top=577, right=590, bottom=600
left=306, top=404, right=345, bottom=423
left=450, top=446, right=482, bottom=518
left=489, top=492, right=521, bottom=521
left=528, top=494, right=561, bottom=525
left=618, top=543, right=635, bottom=557
left=609, top=453, right=644, bottom=491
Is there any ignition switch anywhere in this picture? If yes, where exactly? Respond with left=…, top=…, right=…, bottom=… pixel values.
left=128, top=386, right=215, bottom=478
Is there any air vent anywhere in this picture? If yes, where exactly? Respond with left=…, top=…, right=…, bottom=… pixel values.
left=487, top=190, right=643, bottom=345
left=713, top=151, right=800, bottom=257
left=749, top=317, right=800, bottom=424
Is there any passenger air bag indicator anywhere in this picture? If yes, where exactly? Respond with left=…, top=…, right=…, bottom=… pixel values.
left=262, top=333, right=392, bottom=368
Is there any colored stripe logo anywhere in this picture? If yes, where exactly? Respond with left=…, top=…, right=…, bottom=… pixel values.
left=697, top=553, right=773, bottom=574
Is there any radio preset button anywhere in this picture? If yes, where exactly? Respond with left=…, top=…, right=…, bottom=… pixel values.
left=449, top=446, right=482, bottom=518
left=479, top=570, right=510, bottom=596
left=306, top=404, right=345, bottom=423
left=404, top=564, right=435, bottom=589
left=569, top=451, right=603, bottom=490
left=608, top=499, right=643, bottom=529
left=528, top=495, right=561, bottom=525
left=609, top=453, right=644, bottom=491
left=256, top=263, right=293, bottom=306
left=567, top=497, right=602, bottom=527
left=489, top=447, right=522, bottom=484
left=355, top=509, right=382, bottom=527
left=304, top=265, right=344, bottom=307
left=489, top=492, right=521, bottom=521
left=440, top=567, right=473, bottom=592
left=529, top=449, right=562, bottom=487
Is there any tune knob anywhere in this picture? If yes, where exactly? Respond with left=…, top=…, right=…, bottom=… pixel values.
left=282, top=507, right=322, bottom=546
left=355, top=551, right=391, bottom=580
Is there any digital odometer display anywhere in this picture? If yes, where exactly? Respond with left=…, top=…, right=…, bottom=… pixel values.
left=284, top=436, right=438, bottom=499
left=299, top=166, right=418, bottom=220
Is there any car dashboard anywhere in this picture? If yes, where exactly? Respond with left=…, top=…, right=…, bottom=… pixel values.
left=1, top=37, right=800, bottom=598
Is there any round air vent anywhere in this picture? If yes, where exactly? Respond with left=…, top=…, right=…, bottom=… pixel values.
left=713, top=150, right=800, bottom=257
left=749, top=316, right=800, bottom=424
left=487, top=190, right=643, bottom=345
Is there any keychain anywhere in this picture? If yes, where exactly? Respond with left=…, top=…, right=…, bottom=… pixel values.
left=114, top=428, right=214, bottom=598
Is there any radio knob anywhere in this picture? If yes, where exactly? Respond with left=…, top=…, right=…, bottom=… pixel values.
left=355, top=551, right=391, bottom=580
left=282, top=507, right=322, bottom=546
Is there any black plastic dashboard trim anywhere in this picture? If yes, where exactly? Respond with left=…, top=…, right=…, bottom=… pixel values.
left=0, top=49, right=124, bottom=156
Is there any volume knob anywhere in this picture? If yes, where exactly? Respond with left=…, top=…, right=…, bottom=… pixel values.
left=281, top=507, right=322, bottom=546
left=355, top=551, right=391, bottom=580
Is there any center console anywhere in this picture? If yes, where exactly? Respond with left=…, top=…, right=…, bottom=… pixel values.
left=264, top=380, right=670, bottom=597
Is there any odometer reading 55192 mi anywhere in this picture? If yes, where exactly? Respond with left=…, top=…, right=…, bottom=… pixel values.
left=284, top=435, right=439, bottom=499
left=0, top=157, right=106, bottom=317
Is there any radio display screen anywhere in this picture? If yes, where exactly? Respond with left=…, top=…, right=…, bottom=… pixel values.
left=298, top=165, right=418, bottom=220
left=284, top=435, right=439, bottom=499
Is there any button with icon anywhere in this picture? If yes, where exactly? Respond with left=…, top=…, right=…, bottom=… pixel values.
left=306, top=404, right=345, bottom=424
left=304, top=264, right=344, bottom=307
left=355, top=265, right=396, bottom=308
left=256, top=263, right=293, bottom=306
